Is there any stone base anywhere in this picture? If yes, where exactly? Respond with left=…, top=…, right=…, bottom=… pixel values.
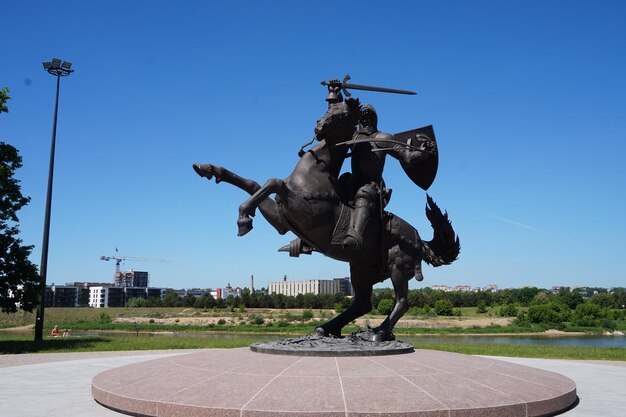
left=92, top=348, right=577, bottom=417
left=250, top=334, right=414, bottom=356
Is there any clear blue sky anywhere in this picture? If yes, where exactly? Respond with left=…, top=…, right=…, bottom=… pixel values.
left=2, top=1, right=625, bottom=291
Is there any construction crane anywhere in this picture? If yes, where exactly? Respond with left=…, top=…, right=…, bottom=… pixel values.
left=99, top=254, right=168, bottom=287
left=99, top=255, right=167, bottom=274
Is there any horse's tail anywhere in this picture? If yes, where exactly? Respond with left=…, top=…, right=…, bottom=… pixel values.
left=421, top=194, right=460, bottom=267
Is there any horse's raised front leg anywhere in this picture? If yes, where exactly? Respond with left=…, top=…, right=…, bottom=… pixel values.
left=193, top=164, right=289, bottom=235
left=238, top=178, right=287, bottom=236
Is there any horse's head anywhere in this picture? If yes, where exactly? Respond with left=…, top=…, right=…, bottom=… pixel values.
left=314, top=98, right=361, bottom=144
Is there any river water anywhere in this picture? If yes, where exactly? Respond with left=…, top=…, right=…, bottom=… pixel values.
left=70, top=331, right=626, bottom=348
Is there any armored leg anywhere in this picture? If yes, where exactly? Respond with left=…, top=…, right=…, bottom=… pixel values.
left=343, top=197, right=371, bottom=249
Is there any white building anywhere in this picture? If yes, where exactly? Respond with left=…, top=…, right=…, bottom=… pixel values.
left=268, top=278, right=349, bottom=297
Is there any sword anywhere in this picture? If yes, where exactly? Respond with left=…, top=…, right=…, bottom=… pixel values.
left=321, top=75, right=416, bottom=98
left=334, top=135, right=432, bottom=152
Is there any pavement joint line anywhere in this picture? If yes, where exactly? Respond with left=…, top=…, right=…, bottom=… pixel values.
left=238, top=356, right=304, bottom=417
left=368, top=356, right=451, bottom=414
left=335, top=357, right=349, bottom=417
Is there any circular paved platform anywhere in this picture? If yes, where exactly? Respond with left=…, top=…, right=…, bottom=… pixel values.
left=92, top=348, right=577, bottom=417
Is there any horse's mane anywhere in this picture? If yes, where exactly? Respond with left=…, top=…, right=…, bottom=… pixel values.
left=345, top=97, right=361, bottom=122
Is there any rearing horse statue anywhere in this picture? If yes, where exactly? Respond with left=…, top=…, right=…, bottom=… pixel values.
left=193, top=97, right=459, bottom=341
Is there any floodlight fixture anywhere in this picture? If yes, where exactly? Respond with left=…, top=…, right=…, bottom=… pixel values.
left=42, top=57, right=74, bottom=77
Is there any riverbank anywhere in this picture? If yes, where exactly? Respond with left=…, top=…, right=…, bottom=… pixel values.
left=1, top=332, right=625, bottom=360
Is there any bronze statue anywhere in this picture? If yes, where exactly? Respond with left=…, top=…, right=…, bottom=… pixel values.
left=193, top=77, right=459, bottom=341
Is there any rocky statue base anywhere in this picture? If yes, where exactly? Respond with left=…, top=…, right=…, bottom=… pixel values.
left=250, top=331, right=414, bottom=356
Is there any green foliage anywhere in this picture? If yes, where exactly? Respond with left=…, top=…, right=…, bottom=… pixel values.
left=434, top=300, right=454, bottom=316
left=556, top=289, right=584, bottom=309
left=251, top=315, right=264, bottom=325
left=334, top=303, right=344, bottom=313
left=126, top=297, right=146, bottom=308
left=498, top=304, right=518, bottom=317
left=590, top=293, right=617, bottom=309
left=99, top=313, right=112, bottom=323
left=476, top=301, right=488, bottom=314
left=301, top=309, right=314, bottom=321
left=531, top=292, right=551, bottom=305
left=527, top=302, right=571, bottom=324
left=0, top=91, right=40, bottom=313
left=421, top=304, right=436, bottom=317
left=217, top=319, right=226, bottom=325
left=600, top=318, right=617, bottom=330
left=377, top=299, right=394, bottom=316
left=0, top=88, right=9, bottom=113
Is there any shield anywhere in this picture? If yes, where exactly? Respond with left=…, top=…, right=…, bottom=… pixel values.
left=393, top=125, right=438, bottom=190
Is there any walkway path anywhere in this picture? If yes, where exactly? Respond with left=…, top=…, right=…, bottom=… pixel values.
left=0, top=350, right=624, bottom=417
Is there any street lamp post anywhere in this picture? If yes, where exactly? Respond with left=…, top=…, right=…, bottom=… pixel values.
left=34, top=58, right=74, bottom=341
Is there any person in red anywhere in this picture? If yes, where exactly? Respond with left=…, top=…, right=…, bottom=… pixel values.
left=51, top=325, right=59, bottom=337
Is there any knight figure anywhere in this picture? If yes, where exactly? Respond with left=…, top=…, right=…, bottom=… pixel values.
left=343, top=103, right=436, bottom=249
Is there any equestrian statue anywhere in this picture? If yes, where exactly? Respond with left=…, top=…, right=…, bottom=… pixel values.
left=193, top=76, right=460, bottom=342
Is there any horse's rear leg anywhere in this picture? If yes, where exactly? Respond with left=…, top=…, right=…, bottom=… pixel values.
left=315, top=263, right=374, bottom=337
left=193, top=164, right=289, bottom=235
left=372, top=264, right=411, bottom=341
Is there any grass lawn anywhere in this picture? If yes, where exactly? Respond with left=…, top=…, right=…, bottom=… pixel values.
left=0, top=333, right=624, bottom=361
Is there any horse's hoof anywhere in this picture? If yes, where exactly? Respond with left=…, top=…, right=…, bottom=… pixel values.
left=237, top=217, right=253, bottom=236
left=313, top=327, right=326, bottom=337
left=193, top=163, right=213, bottom=180
left=371, top=330, right=395, bottom=342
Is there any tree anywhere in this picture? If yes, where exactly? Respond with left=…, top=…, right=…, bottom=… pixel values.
left=434, top=299, right=454, bottom=316
left=377, top=299, right=394, bottom=316
left=1, top=88, right=40, bottom=313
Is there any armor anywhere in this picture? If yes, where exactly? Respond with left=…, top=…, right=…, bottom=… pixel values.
left=343, top=105, right=387, bottom=248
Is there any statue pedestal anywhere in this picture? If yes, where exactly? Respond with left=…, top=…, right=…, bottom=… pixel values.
left=92, top=347, right=576, bottom=417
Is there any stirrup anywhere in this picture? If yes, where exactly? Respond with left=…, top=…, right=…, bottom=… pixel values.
left=342, top=228, right=363, bottom=249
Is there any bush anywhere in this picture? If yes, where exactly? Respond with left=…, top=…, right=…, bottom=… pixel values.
left=600, top=318, right=617, bottom=330
left=99, top=313, right=112, bottom=324
left=498, top=304, right=518, bottom=317
left=421, top=304, right=436, bottom=317
left=148, top=319, right=155, bottom=324
left=453, top=308, right=462, bottom=317
left=377, top=299, right=394, bottom=316
left=334, top=303, right=344, bottom=313
left=302, top=309, right=314, bottom=321
left=217, top=319, right=226, bottom=325
left=434, top=300, right=454, bottom=316
left=276, top=320, right=289, bottom=327
left=251, top=315, right=264, bottom=325
left=406, top=306, right=420, bottom=316
left=527, top=302, right=571, bottom=324
left=476, top=301, right=488, bottom=314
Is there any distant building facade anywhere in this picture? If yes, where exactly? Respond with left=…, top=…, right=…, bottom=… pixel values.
left=88, top=286, right=164, bottom=308
left=268, top=277, right=352, bottom=297
left=44, top=285, right=79, bottom=307
left=114, top=270, right=149, bottom=287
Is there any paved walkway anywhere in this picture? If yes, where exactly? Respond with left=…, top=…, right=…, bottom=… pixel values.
left=0, top=350, right=624, bottom=417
